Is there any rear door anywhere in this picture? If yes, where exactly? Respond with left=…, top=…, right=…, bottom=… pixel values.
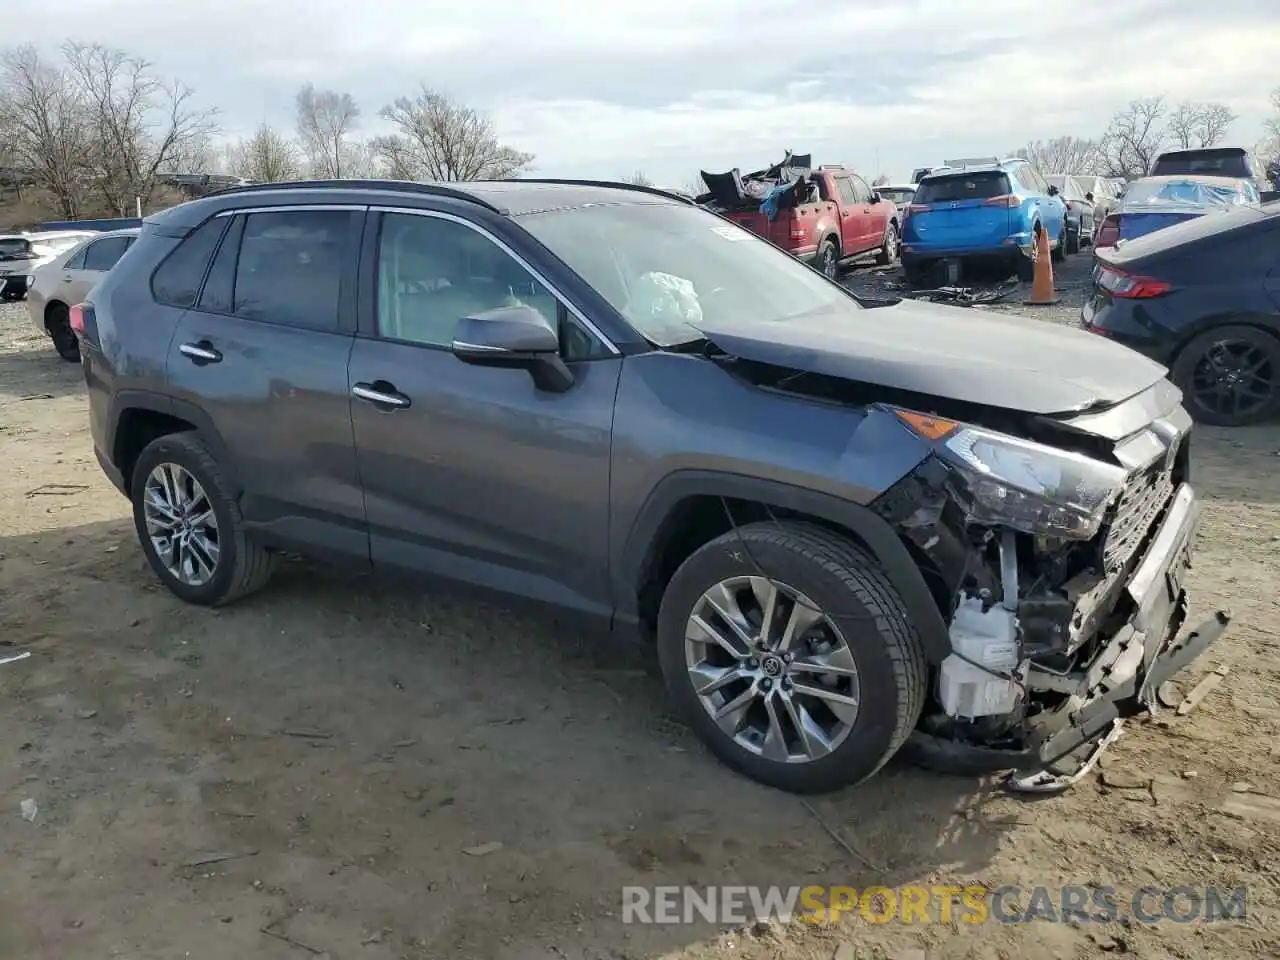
left=71, top=234, right=134, bottom=303
left=908, top=171, right=1014, bottom=249
left=164, top=205, right=368, bottom=558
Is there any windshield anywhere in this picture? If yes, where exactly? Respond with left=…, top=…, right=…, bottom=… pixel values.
left=516, top=201, right=860, bottom=346
left=914, top=172, right=1011, bottom=203
left=878, top=188, right=915, bottom=204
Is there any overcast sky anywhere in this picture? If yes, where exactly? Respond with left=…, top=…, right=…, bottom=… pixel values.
left=31, top=0, right=1279, bottom=186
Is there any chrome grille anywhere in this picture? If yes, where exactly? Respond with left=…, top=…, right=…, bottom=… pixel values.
left=1101, top=463, right=1175, bottom=573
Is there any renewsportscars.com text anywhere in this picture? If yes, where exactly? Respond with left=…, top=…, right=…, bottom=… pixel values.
left=621, top=884, right=1248, bottom=926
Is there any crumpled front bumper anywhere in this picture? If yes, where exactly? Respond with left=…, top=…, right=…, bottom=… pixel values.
left=1022, top=482, right=1230, bottom=769
left=908, top=482, right=1230, bottom=781
left=1018, top=483, right=1228, bottom=773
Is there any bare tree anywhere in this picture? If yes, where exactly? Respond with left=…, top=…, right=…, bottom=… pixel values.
left=228, top=123, right=302, bottom=182
left=1260, top=87, right=1280, bottom=187
left=623, top=169, right=653, bottom=186
left=64, top=42, right=217, bottom=215
left=0, top=44, right=92, bottom=217
left=372, top=86, right=533, bottom=181
left=1099, top=97, right=1169, bottom=179
left=871, top=174, right=890, bottom=187
left=295, top=84, right=360, bottom=178
left=1167, top=101, right=1237, bottom=149
left=1009, top=136, right=1102, bottom=174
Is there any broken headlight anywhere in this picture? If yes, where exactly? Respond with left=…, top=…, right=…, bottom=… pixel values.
left=892, top=409, right=1127, bottom=539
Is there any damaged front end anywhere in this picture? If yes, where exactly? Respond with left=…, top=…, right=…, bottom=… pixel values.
left=871, top=384, right=1231, bottom=793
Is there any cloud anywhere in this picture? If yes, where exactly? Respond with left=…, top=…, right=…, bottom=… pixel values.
left=25, top=0, right=1280, bottom=182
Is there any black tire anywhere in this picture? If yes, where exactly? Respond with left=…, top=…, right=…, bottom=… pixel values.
left=1013, top=251, right=1035, bottom=282
left=1170, top=325, right=1280, bottom=427
left=46, top=302, right=80, bottom=362
left=655, top=522, right=927, bottom=794
left=1065, top=228, right=1080, bottom=256
left=130, top=431, right=278, bottom=605
left=1051, top=228, right=1066, bottom=263
left=875, top=223, right=900, bottom=266
left=817, top=238, right=840, bottom=280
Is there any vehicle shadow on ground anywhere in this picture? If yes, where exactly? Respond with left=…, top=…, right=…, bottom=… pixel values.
left=2, top=519, right=1022, bottom=959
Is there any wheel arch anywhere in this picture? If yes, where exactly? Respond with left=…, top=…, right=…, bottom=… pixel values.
left=109, top=392, right=241, bottom=496
left=43, top=298, right=70, bottom=331
left=1168, top=312, right=1280, bottom=368
left=617, top=470, right=951, bottom=663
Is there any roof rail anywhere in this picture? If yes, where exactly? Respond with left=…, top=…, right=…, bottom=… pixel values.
left=487, top=178, right=695, bottom=205
left=200, top=178, right=504, bottom=213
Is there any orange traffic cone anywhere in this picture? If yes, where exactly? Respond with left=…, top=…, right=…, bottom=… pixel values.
left=1023, top=223, right=1058, bottom=306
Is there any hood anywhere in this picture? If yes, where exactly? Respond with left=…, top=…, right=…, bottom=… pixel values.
left=696, top=298, right=1169, bottom=416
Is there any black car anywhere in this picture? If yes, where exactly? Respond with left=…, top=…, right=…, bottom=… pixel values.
left=77, top=177, right=1227, bottom=795
left=1081, top=200, right=1280, bottom=426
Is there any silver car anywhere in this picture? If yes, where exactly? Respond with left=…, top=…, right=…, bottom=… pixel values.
left=27, top=228, right=139, bottom=361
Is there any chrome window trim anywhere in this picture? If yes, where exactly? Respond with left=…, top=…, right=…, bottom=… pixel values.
left=369, top=205, right=621, bottom=356
left=215, top=204, right=370, bottom=216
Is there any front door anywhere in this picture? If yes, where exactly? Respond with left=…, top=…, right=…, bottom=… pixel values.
left=851, top=175, right=887, bottom=248
left=833, top=177, right=863, bottom=253
left=347, top=209, right=621, bottom=618
left=164, top=206, right=368, bottom=558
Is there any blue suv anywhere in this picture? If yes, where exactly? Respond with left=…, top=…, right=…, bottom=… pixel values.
left=901, top=158, right=1067, bottom=283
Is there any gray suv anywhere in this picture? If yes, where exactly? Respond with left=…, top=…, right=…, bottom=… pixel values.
left=79, top=179, right=1229, bottom=795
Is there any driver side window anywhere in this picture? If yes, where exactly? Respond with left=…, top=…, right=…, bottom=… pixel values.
left=375, top=212, right=605, bottom=359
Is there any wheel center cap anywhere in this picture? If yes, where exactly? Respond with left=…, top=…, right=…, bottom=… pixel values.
left=761, top=655, right=784, bottom=678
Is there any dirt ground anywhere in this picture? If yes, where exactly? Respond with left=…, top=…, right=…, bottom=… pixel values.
left=2, top=254, right=1279, bottom=960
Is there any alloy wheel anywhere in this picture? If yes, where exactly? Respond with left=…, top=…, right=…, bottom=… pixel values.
left=683, top=575, right=860, bottom=764
left=142, top=463, right=220, bottom=586
left=1190, top=338, right=1276, bottom=421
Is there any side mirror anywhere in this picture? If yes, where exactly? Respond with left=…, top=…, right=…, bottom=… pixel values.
left=1047, top=185, right=1060, bottom=197
left=451, top=304, right=574, bottom=392
left=869, top=192, right=882, bottom=204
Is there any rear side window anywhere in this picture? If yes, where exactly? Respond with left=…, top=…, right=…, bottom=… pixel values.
left=232, top=209, right=350, bottom=331
left=83, top=236, right=132, bottom=272
left=151, top=217, right=229, bottom=308
left=835, top=178, right=857, bottom=205
left=915, top=172, right=1011, bottom=203
left=64, top=245, right=88, bottom=269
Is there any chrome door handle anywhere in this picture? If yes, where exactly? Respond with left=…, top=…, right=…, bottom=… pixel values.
left=179, top=341, right=222, bottom=364
left=352, top=382, right=411, bottom=409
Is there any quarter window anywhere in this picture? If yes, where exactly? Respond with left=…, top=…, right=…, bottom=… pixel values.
left=64, top=246, right=88, bottom=270
left=151, top=217, right=228, bottom=308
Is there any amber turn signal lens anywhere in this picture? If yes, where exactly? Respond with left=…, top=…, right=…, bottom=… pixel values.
left=893, top=409, right=959, bottom=441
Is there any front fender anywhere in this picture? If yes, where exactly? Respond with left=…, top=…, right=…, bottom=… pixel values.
left=614, top=470, right=952, bottom=663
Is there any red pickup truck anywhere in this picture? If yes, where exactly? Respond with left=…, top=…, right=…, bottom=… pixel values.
left=705, top=166, right=901, bottom=279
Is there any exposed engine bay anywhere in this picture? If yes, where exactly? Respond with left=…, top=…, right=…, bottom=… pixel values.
left=714, top=348, right=1232, bottom=794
